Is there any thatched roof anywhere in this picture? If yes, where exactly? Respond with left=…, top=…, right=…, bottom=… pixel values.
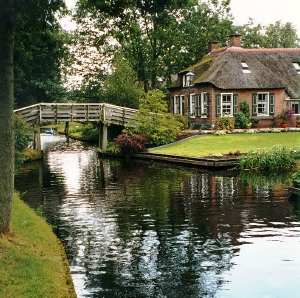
left=172, top=47, right=300, bottom=98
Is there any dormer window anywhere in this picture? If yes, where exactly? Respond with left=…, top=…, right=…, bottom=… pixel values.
left=293, top=62, right=300, bottom=74
left=241, top=61, right=251, bottom=73
left=183, top=71, right=194, bottom=87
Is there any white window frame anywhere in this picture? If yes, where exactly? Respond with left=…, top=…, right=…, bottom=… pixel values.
left=221, top=93, right=233, bottom=116
left=189, top=93, right=196, bottom=117
left=290, top=100, right=300, bottom=114
left=179, top=95, right=184, bottom=115
left=200, top=92, right=208, bottom=118
left=257, top=92, right=269, bottom=116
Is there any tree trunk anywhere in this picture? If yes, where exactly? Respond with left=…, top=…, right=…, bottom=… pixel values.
left=0, top=0, right=15, bottom=234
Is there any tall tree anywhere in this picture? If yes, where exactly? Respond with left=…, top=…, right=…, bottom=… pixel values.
left=14, top=0, right=69, bottom=108
left=0, top=0, right=15, bottom=234
left=233, top=19, right=300, bottom=48
left=75, top=0, right=232, bottom=92
left=102, top=54, right=143, bottom=108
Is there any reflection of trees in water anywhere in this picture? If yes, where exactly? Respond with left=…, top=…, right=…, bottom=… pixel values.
left=16, top=147, right=298, bottom=297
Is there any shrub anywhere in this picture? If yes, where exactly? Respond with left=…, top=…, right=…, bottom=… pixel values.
left=114, top=133, right=148, bottom=157
left=215, top=116, right=234, bottom=130
left=126, top=90, right=184, bottom=146
left=239, top=145, right=300, bottom=171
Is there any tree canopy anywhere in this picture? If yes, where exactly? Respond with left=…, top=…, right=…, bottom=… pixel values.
left=14, top=0, right=70, bottom=108
left=75, top=0, right=233, bottom=92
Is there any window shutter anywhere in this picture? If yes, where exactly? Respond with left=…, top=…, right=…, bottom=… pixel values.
left=206, top=93, right=209, bottom=116
left=252, top=93, right=258, bottom=116
left=233, top=94, right=238, bottom=115
left=216, top=94, right=221, bottom=116
left=269, top=93, right=275, bottom=115
left=172, top=97, right=175, bottom=114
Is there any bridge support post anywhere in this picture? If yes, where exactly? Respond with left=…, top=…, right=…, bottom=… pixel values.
left=33, top=121, right=41, bottom=151
left=98, top=122, right=108, bottom=152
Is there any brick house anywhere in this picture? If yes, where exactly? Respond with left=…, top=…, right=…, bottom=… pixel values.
left=168, top=34, right=300, bottom=128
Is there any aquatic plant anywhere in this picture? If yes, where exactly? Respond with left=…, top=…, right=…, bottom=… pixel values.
left=239, top=144, right=300, bottom=171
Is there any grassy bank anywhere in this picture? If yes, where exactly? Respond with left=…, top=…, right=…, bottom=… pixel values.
left=0, top=194, right=76, bottom=298
left=150, top=132, right=300, bottom=157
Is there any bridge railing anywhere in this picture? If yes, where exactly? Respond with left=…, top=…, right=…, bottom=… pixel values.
left=14, top=103, right=138, bottom=125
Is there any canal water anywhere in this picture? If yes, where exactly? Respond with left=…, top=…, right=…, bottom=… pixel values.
left=14, top=135, right=300, bottom=298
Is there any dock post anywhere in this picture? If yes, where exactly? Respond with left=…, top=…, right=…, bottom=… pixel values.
left=99, top=122, right=108, bottom=152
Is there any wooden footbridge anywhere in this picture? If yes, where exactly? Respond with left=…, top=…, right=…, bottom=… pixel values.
left=14, top=103, right=138, bottom=152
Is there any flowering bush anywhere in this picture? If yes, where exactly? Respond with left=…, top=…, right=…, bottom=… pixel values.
left=276, top=108, right=295, bottom=123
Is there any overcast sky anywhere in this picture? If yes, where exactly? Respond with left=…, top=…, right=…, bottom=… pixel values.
left=61, top=0, right=300, bottom=36
left=230, top=0, right=300, bottom=35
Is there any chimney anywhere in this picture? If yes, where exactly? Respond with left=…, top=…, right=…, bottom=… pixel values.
left=229, top=34, right=242, bottom=47
left=208, top=41, right=219, bottom=52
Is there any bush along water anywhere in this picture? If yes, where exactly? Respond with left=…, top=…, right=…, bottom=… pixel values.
left=239, top=144, right=300, bottom=171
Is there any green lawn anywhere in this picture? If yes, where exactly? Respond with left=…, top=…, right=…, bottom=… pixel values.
left=150, top=132, right=300, bottom=157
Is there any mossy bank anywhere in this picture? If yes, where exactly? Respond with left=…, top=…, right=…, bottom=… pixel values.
left=0, top=194, right=76, bottom=297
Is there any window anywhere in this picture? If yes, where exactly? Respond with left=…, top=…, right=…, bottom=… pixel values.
left=194, top=92, right=209, bottom=117
left=183, top=74, right=193, bottom=87
left=257, top=93, right=269, bottom=115
left=241, top=61, right=251, bottom=73
left=216, top=93, right=238, bottom=116
left=221, top=93, right=233, bottom=116
left=172, top=95, right=185, bottom=115
left=252, top=93, right=275, bottom=116
left=200, top=93, right=209, bottom=117
left=293, top=63, right=300, bottom=74
left=290, top=100, right=300, bottom=114
left=189, top=94, right=196, bottom=117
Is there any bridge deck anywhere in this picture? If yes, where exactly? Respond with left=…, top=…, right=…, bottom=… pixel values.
left=14, top=103, right=138, bottom=125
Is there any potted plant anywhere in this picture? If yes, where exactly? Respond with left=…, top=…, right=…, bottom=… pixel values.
left=276, top=108, right=295, bottom=128
left=252, top=117, right=260, bottom=127
left=296, top=115, right=300, bottom=127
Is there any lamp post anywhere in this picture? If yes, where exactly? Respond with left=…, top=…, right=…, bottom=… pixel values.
left=186, top=71, right=194, bottom=128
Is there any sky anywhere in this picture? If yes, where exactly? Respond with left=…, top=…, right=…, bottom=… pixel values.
left=61, top=0, right=300, bottom=36
left=230, top=0, right=300, bottom=35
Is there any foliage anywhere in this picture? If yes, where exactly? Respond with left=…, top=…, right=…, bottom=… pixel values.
left=14, top=115, right=33, bottom=166
left=239, top=170, right=292, bottom=187
left=80, top=122, right=98, bottom=140
left=234, top=101, right=250, bottom=129
left=276, top=108, right=295, bottom=123
left=114, top=133, right=147, bottom=157
left=233, top=19, right=300, bottom=48
left=234, top=113, right=250, bottom=129
left=76, top=0, right=232, bottom=91
left=14, top=0, right=70, bottom=107
left=239, top=145, right=300, bottom=171
left=126, top=90, right=184, bottom=146
left=296, top=115, right=300, bottom=124
left=102, top=54, right=144, bottom=108
left=215, top=116, right=234, bottom=130
left=292, top=168, right=300, bottom=183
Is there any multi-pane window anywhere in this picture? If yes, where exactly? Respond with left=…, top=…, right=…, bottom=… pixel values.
left=257, top=93, right=269, bottom=115
left=221, top=94, right=233, bottom=116
left=201, top=93, right=208, bottom=117
left=189, top=94, right=196, bottom=117
left=172, top=95, right=184, bottom=115
left=290, top=100, right=300, bottom=114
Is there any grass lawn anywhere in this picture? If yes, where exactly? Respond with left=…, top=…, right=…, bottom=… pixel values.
left=150, top=132, right=300, bottom=157
left=0, top=194, right=76, bottom=297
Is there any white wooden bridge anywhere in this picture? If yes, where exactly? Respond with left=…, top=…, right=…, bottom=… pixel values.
left=14, top=103, right=138, bottom=152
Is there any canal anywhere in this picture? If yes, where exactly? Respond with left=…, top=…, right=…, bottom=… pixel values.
left=14, top=135, right=300, bottom=297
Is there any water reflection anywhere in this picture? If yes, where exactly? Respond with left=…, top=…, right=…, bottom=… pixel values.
left=14, top=135, right=300, bottom=297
